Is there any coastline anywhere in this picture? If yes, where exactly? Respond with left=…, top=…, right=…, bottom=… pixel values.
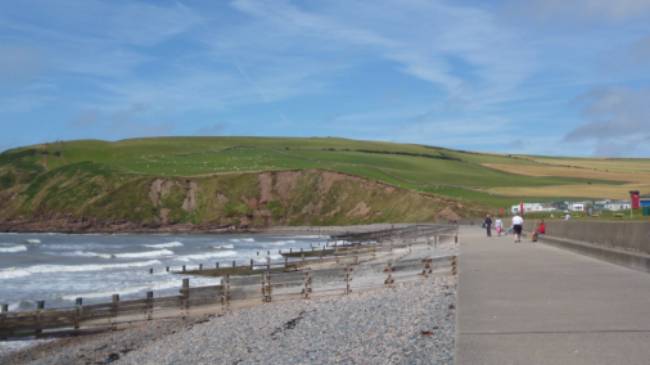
left=0, top=221, right=412, bottom=235
left=1, top=225, right=458, bottom=364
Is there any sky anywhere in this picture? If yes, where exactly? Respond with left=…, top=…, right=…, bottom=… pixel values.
left=1, top=0, right=649, bottom=157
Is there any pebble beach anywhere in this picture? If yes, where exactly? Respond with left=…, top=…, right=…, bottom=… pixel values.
left=1, top=226, right=458, bottom=365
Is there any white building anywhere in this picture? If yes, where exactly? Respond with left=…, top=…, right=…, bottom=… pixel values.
left=510, top=203, right=557, bottom=214
left=569, top=202, right=587, bottom=212
left=603, top=201, right=631, bottom=211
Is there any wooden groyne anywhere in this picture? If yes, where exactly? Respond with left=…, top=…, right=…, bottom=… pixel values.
left=0, top=224, right=458, bottom=339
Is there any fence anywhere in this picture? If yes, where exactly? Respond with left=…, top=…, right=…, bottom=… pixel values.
left=0, top=224, right=458, bottom=339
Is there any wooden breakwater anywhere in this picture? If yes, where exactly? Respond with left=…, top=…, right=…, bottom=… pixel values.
left=0, top=224, right=458, bottom=339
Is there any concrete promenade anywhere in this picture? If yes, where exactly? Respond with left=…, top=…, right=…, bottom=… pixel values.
left=456, top=226, right=650, bottom=365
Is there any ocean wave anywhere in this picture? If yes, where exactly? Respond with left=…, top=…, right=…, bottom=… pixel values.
left=144, top=241, right=183, bottom=249
left=69, top=250, right=114, bottom=259
left=229, top=238, right=255, bottom=243
left=271, top=239, right=297, bottom=246
left=254, top=254, right=283, bottom=263
left=114, top=249, right=174, bottom=259
left=176, top=250, right=237, bottom=262
left=25, top=239, right=41, bottom=245
left=213, top=244, right=234, bottom=250
left=0, top=260, right=161, bottom=280
left=0, top=245, right=27, bottom=253
left=289, top=235, right=329, bottom=239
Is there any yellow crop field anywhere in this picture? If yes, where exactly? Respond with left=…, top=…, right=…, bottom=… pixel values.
left=483, top=163, right=650, bottom=183
left=488, top=183, right=650, bottom=200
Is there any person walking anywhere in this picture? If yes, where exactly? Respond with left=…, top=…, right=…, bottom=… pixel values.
left=483, top=214, right=493, bottom=237
left=495, top=217, right=504, bottom=236
left=512, top=214, right=524, bottom=243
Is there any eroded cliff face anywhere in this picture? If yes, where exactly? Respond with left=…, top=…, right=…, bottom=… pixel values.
left=0, top=168, right=478, bottom=232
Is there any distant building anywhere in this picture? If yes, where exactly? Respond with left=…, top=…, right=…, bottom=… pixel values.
left=510, top=203, right=557, bottom=214
left=603, top=201, right=631, bottom=211
left=568, top=202, right=587, bottom=212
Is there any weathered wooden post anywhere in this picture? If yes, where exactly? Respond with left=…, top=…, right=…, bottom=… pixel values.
left=146, top=291, right=154, bottom=320
left=181, top=278, right=190, bottom=312
left=36, top=300, right=45, bottom=335
left=261, top=271, right=272, bottom=303
left=232, top=260, right=236, bottom=268
left=344, top=266, right=353, bottom=295
left=384, top=262, right=395, bottom=287
left=221, top=274, right=230, bottom=310
left=73, top=298, right=83, bottom=331
left=111, top=294, right=120, bottom=327
left=421, top=258, right=433, bottom=277
left=0, top=304, right=7, bottom=340
left=182, top=265, right=186, bottom=273
left=250, top=258, right=254, bottom=270
left=302, top=271, right=312, bottom=299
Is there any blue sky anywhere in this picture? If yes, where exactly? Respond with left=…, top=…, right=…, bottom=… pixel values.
left=1, top=0, right=649, bottom=156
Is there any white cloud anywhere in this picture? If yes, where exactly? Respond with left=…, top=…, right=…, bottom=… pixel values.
left=565, top=87, right=650, bottom=156
left=506, top=0, right=650, bottom=22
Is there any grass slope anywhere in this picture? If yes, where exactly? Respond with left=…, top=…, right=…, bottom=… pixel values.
left=0, top=136, right=647, bottom=229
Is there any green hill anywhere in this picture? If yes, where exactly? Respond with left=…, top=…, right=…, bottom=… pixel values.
left=0, top=137, right=641, bottom=231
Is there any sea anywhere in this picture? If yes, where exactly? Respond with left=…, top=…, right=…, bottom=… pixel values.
left=0, top=232, right=332, bottom=311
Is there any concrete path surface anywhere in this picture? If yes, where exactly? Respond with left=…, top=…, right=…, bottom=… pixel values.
left=456, top=226, right=650, bottom=365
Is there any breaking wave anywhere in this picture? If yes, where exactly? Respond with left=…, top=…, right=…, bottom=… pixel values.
left=0, top=245, right=27, bottom=253
left=143, top=241, right=183, bottom=249
left=0, top=260, right=161, bottom=280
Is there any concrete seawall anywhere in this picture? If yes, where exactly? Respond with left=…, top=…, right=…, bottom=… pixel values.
left=523, top=220, right=650, bottom=273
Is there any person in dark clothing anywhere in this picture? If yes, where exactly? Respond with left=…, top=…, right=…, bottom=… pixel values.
left=483, top=214, right=493, bottom=237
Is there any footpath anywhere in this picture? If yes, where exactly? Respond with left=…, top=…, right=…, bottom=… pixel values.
left=456, top=226, right=650, bottom=365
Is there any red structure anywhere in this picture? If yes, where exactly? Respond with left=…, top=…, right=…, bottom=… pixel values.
left=630, top=191, right=641, bottom=209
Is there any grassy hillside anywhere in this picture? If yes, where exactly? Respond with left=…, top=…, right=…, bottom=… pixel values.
left=0, top=137, right=647, bottom=230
